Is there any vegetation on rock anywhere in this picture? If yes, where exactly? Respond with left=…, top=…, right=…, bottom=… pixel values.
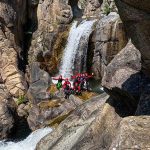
left=16, top=95, right=26, bottom=105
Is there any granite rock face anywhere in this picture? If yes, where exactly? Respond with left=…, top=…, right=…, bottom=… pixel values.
left=28, top=0, right=73, bottom=68
left=0, top=1, right=28, bottom=138
left=37, top=94, right=150, bottom=150
left=0, top=0, right=150, bottom=147
left=0, top=0, right=27, bottom=97
left=102, top=41, right=141, bottom=114
left=36, top=93, right=113, bottom=150
left=93, top=12, right=127, bottom=79
left=110, top=116, right=150, bottom=150
left=0, top=101, right=14, bottom=139
left=27, top=62, right=51, bottom=104
left=103, top=0, right=150, bottom=116
left=27, top=95, right=83, bottom=131
left=83, top=0, right=103, bottom=17
left=0, top=84, right=10, bottom=102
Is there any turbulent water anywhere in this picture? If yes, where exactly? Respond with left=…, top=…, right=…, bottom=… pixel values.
left=0, top=128, right=52, bottom=150
left=59, top=20, right=96, bottom=78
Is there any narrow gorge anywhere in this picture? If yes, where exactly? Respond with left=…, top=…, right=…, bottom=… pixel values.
left=0, top=0, right=150, bottom=150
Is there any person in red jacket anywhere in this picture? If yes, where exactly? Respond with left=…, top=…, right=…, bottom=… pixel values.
left=63, top=78, right=71, bottom=99
left=71, top=74, right=81, bottom=95
left=63, top=78, right=71, bottom=89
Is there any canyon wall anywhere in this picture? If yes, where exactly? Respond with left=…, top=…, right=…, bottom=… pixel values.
left=0, top=1, right=150, bottom=149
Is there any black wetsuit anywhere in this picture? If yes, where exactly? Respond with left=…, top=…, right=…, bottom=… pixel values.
left=64, top=85, right=70, bottom=99
left=80, top=77, right=85, bottom=91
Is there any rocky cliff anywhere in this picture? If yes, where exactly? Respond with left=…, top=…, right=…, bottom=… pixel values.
left=0, top=0, right=150, bottom=149
left=36, top=1, right=150, bottom=149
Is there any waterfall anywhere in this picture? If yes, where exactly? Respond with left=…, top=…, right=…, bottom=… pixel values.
left=0, top=128, right=52, bottom=150
left=59, top=20, right=96, bottom=78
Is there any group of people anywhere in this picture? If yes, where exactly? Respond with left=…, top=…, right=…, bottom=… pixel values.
left=52, top=73, right=94, bottom=99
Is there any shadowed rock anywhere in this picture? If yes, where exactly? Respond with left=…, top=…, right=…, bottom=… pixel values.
left=0, top=101, right=14, bottom=139
left=114, top=0, right=150, bottom=76
left=102, top=41, right=141, bottom=114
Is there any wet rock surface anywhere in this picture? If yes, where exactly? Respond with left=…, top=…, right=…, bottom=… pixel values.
left=36, top=93, right=110, bottom=150
left=27, top=95, right=83, bottom=131
left=28, top=0, right=72, bottom=70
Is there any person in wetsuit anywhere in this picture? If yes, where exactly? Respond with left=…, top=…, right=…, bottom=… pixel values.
left=71, top=74, right=80, bottom=94
left=71, top=74, right=81, bottom=95
left=52, top=75, right=64, bottom=91
left=63, top=78, right=71, bottom=99
left=84, top=73, right=94, bottom=91
left=79, top=73, right=86, bottom=91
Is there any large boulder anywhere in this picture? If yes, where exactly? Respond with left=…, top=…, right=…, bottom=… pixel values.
left=36, top=93, right=122, bottom=150
left=27, top=95, right=83, bottom=131
left=36, top=96, right=150, bottom=150
left=102, top=39, right=150, bottom=116
left=93, top=12, right=127, bottom=79
left=102, top=41, right=141, bottom=114
left=27, top=62, right=51, bottom=104
left=110, top=116, right=150, bottom=149
left=114, top=0, right=150, bottom=76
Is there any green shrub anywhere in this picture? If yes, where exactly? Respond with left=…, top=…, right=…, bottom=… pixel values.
left=17, top=95, right=25, bottom=105
left=103, top=3, right=111, bottom=15
left=102, top=0, right=113, bottom=16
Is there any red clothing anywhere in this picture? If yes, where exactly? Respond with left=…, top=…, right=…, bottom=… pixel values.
left=85, top=74, right=93, bottom=79
left=63, top=81, right=71, bottom=89
left=71, top=75, right=76, bottom=79
left=52, top=77, right=65, bottom=80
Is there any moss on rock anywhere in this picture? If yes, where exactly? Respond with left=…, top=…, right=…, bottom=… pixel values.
left=78, top=91, right=98, bottom=101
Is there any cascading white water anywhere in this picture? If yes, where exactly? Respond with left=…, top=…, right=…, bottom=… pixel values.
left=0, top=128, right=52, bottom=150
left=59, top=20, right=96, bottom=79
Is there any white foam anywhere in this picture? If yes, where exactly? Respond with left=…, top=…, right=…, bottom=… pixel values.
left=0, top=128, right=52, bottom=150
left=100, top=87, right=104, bottom=91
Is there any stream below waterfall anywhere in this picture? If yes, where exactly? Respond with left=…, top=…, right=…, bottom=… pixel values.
left=0, top=128, right=52, bottom=150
